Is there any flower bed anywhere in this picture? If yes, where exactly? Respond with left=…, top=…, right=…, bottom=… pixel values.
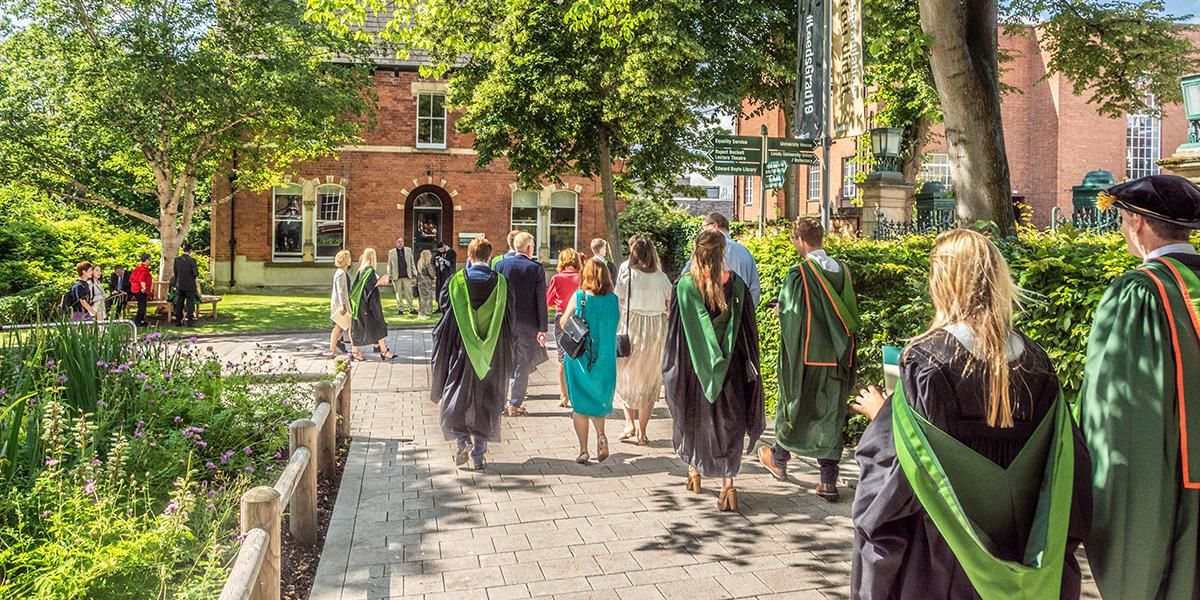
left=0, top=324, right=310, bottom=598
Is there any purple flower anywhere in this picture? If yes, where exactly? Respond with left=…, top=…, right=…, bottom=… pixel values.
left=44, top=459, right=59, bottom=467
left=83, top=480, right=95, bottom=495
left=196, top=440, right=208, bottom=448
left=273, top=451, right=283, bottom=460
left=206, top=490, right=217, bottom=499
left=56, top=375, right=68, bottom=383
left=135, top=373, right=148, bottom=381
left=243, top=447, right=252, bottom=456
left=188, top=336, right=198, bottom=343
left=163, top=501, right=179, bottom=515
left=96, top=361, right=107, bottom=368
left=244, top=465, right=255, bottom=473
left=220, top=450, right=235, bottom=465
left=91, top=458, right=100, bottom=466
left=96, top=400, right=105, bottom=408
left=45, top=360, right=56, bottom=368
left=40, top=511, right=51, bottom=519
left=0, top=388, right=7, bottom=396
left=194, top=392, right=205, bottom=400
left=134, top=420, right=145, bottom=439
left=236, top=533, right=247, bottom=543
left=205, top=461, right=216, bottom=471
left=173, top=416, right=182, bottom=424
left=163, top=373, right=171, bottom=380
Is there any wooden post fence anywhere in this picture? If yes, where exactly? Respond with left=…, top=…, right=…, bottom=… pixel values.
left=218, top=362, right=352, bottom=600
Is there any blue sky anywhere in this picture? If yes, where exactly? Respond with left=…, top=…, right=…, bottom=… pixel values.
left=1164, top=0, right=1200, bottom=20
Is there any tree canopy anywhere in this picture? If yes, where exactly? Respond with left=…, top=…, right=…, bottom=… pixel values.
left=0, top=0, right=376, bottom=280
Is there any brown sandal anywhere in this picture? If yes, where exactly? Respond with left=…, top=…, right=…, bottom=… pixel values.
left=717, top=486, right=738, bottom=512
left=596, top=434, right=610, bottom=463
left=685, top=468, right=701, bottom=493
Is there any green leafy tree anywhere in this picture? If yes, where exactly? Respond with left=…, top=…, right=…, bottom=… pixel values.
left=916, top=0, right=1197, bottom=235
left=0, top=0, right=376, bottom=282
left=308, top=0, right=713, bottom=260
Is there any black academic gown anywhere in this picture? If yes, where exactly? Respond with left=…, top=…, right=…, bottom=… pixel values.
left=431, top=270, right=517, bottom=442
left=663, top=275, right=765, bottom=478
left=851, top=330, right=1093, bottom=600
left=351, top=268, right=389, bottom=346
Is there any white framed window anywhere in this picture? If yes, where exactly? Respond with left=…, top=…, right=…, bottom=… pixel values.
left=807, top=167, right=821, bottom=200
left=272, top=183, right=304, bottom=262
left=417, top=92, right=447, bottom=149
left=548, top=191, right=578, bottom=261
left=314, top=184, right=346, bottom=262
left=921, top=153, right=953, bottom=187
left=841, top=157, right=858, bottom=201
left=742, top=176, right=753, bottom=206
left=509, top=190, right=579, bottom=264
left=1127, top=93, right=1161, bottom=180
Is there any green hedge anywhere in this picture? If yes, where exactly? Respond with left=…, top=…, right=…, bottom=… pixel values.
left=617, top=200, right=703, bottom=279
left=742, top=228, right=1158, bottom=441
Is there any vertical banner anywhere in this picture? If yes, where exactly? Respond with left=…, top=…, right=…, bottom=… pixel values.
left=795, top=0, right=825, bottom=141
left=831, top=0, right=865, bottom=137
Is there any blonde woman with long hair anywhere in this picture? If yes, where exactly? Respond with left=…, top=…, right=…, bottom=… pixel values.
left=350, top=248, right=397, bottom=360
left=849, top=229, right=1092, bottom=599
left=327, top=249, right=360, bottom=358
left=663, top=230, right=764, bottom=512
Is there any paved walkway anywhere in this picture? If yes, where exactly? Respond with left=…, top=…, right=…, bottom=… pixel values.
left=202, top=329, right=1101, bottom=600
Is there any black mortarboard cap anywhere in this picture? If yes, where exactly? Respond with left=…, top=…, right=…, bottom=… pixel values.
left=1097, top=174, right=1200, bottom=228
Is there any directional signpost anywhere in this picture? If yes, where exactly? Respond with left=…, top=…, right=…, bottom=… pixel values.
left=764, top=160, right=789, bottom=190
left=711, top=131, right=819, bottom=234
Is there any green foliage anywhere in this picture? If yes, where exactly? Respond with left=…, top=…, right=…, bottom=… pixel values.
left=0, top=0, right=376, bottom=281
left=617, top=201, right=703, bottom=279
left=742, top=228, right=1142, bottom=441
left=0, top=326, right=311, bottom=597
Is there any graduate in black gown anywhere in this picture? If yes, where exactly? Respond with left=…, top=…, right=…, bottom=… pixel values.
left=349, top=248, right=397, bottom=360
left=663, top=230, right=764, bottom=512
left=430, top=237, right=517, bottom=471
left=849, top=229, right=1092, bottom=600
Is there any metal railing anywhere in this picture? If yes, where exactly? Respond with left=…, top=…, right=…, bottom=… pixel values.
left=871, top=208, right=956, bottom=240
left=219, top=357, right=353, bottom=600
left=1051, top=206, right=1121, bottom=233
left=0, top=319, right=139, bottom=344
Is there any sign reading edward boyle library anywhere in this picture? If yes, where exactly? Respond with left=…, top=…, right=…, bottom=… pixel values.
left=711, top=134, right=816, bottom=175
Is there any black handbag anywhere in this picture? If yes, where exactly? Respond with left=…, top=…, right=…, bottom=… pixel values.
left=616, top=270, right=632, bottom=358
left=558, top=291, right=590, bottom=360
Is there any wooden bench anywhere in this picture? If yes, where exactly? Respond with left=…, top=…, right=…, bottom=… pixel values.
left=135, top=282, right=223, bottom=321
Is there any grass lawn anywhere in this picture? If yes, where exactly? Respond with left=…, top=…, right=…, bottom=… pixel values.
left=160, top=292, right=434, bottom=335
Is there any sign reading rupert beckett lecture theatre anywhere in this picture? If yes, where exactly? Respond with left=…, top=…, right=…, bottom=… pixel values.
left=711, top=134, right=816, bottom=176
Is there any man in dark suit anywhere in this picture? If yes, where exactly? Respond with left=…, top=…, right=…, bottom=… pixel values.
left=107, top=265, right=131, bottom=315
left=172, top=243, right=200, bottom=326
left=493, top=231, right=548, bottom=416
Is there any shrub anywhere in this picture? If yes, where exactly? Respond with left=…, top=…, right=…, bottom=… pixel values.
left=742, top=228, right=1146, bottom=443
left=617, top=200, right=703, bottom=279
left=0, top=325, right=311, bottom=597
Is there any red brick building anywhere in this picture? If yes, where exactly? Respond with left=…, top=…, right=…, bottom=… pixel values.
left=211, top=66, right=612, bottom=288
left=736, top=27, right=1197, bottom=227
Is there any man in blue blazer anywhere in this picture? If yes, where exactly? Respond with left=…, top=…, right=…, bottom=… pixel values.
left=494, top=231, right=548, bottom=416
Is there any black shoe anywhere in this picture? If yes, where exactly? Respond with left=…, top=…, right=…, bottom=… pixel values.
left=472, top=458, right=486, bottom=472
left=172, top=320, right=182, bottom=326
left=185, top=321, right=195, bottom=327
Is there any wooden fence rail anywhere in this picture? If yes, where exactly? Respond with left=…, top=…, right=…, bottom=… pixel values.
left=219, top=357, right=352, bottom=600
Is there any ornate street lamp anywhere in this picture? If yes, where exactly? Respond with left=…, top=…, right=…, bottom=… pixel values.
left=1181, top=74, right=1200, bottom=147
left=869, top=126, right=904, bottom=174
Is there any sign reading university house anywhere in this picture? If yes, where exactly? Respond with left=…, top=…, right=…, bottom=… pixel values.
left=796, top=0, right=825, bottom=141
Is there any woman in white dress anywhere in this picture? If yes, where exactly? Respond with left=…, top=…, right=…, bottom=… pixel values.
left=615, top=236, right=673, bottom=445
left=328, top=250, right=360, bottom=359
left=90, top=265, right=108, bottom=321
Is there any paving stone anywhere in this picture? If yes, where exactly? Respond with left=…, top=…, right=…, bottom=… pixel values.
left=227, top=329, right=1100, bottom=600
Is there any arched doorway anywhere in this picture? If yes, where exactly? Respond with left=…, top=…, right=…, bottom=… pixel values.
left=405, top=185, right=453, bottom=258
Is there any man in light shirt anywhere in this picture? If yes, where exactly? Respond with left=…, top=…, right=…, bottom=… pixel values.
left=682, top=212, right=761, bottom=306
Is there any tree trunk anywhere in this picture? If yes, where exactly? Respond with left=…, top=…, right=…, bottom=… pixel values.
left=159, top=212, right=181, bottom=287
left=918, top=0, right=1015, bottom=235
left=597, top=128, right=623, bottom=263
left=902, top=115, right=932, bottom=185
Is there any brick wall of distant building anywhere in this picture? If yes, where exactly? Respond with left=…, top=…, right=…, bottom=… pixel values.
left=213, top=69, right=616, bottom=280
left=737, top=27, right=1198, bottom=227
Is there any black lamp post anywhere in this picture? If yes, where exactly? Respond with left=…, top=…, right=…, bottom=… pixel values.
left=869, top=127, right=904, bottom=175
left=1182, top=74, right=1200, bottom=147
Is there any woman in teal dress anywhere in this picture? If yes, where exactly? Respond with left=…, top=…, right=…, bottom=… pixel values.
left=560, top=258, right=620, bottom=465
